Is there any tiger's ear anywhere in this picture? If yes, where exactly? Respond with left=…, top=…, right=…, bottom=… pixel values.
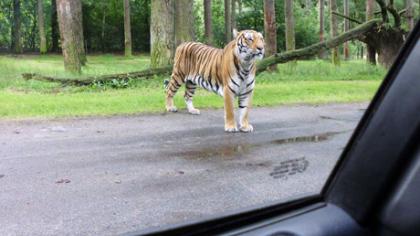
left=233, top=28, right=239, bottom=38
left=257, top=32, right=264, bottom=39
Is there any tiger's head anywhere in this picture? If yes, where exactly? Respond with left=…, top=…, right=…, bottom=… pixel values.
left=233, top=29, right=265, bottom=63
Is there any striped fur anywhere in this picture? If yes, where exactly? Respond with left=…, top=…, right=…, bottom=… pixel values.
left=165, top=30, right=264, bottom=132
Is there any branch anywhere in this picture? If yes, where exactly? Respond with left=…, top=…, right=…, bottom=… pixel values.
left=22, top=66, right=173, bottom=86
left=387, top=0, right=401, bottom=28
left=398, top=9, right=407, bottom=16
left=256, top=19, right=381, bottom=73
left=375, top=0, right=389, bottom=23
left=332, top=11, right=362, bottom=24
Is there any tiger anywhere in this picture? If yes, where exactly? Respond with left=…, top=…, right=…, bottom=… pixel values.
left=164, top=30, right=265, bottom=132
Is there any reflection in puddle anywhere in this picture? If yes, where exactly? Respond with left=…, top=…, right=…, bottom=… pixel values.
left=177, top=130, right=349, bottom=160
left=270, top=131, right=347, bottom=145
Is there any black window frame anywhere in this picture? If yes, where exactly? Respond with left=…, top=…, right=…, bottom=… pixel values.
left=127, top=21, right=420, bottom=236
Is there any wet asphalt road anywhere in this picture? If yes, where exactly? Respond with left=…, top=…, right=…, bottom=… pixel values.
left=0, top=103, right=367, bottom=236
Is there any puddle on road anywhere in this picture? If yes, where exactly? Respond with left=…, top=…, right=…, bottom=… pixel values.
left=270, top=131, right=347, bottom=145
left=177, top=130, right=349, bottom=160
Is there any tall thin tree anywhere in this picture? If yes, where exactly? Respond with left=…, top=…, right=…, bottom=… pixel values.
left=56, top=0, right=86, bottom=73
left=284, top=0, right=295, bottom=52
left=51, top=0, right=59, bottom=52
left=318, top=0, right=325, bottom=59
left=406, top=0, right=414, bottom=31
left=150, top=0, right=175, bottom=68
left=175, top=0, right=195, bottom=46
left=204, top=0, right=213, bottom=45
left=231, top=0, right=236, bottom=31
left=11, top=0, right=22, bottom=54
left=101, top=3, right=106, bottom=53
left=343, top=0, right=349, bottom=60
left=263, top=0, right=277, bottom=71
left=366, top=0, right=376, bottom=64
left=37, top=0, right=47, bottom=54
left=224, top=0, right=232, bottom=43
left=329, top=0, right=340, bottom=65
left=123, top=0, right=132, bottom=56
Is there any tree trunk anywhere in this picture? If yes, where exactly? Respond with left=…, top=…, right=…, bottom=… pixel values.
left=406, top=0, right=414, bottom=31
left=318, top=0, right=325, bottom=59
left=11, top=0, right=22, bottom=54
left=329, top=0, right=340, bottom=65
left=224, top=0, right=232, bottom=43
left=77, top=2, right=86, bottom=65
left=204, top=0, right=213, bottom=45
left=263, top=0, right=277, bottom=72
left=37, top=0, right=47, bottom=54
left=150, top=0, right=175, bottom=68
left=364, top=27, right=404, bottom=68
left=51, top=0, right=59, bottom=52
left=343, top=0, right=350, bottom=60
left=175, top=0, right=195, bottom=47
left=366, top=0, right=376, bottom=65
left=56, top=0, right=85, bottom=73
left=231, top=0, right=236, bottom=31
left=284, top=0, right=295, bottom=52
left=101, top=7, right=106, bottom=53
left=30, top=5, right=38, bottom=51
left=123, top=0, right=132, bottom=56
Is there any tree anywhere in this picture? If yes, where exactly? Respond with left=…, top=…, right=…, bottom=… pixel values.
left=231, top=0, right=236, bottom=31
left=11, top=0, right=22, bottom=54
left=406, top=0, right=414, bottom=31
left=51, top=0, right=59, bottom=52
left=56, top=0, right=86, bottom=73
left=37, top=0, right=47, bottom=54
left=343, top=0, right=350, bottom=60
left=224, top=0, right=232, bottom=43
left=204, top=0, right=213, bottom=45
left=175, top=0, right=195, bottom=46
left=150, top=0, right=175, bottom=68
left=363, top=0, right=405, bottom=68
left=263, top=0, right=277, bottom=71
left=123, top=0, right=132, bottom=56
left=366, top=0, right=376, bottom=64
left=318, top=0, right=325, bottom=59
left=100, top=3, right=107, bottom=53
left=284, top=0, right=295, bottom=52
left=329, top=0, right=340, bottom=65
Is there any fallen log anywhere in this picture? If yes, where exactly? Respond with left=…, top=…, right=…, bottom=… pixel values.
left=23, top=19, right=380, bottom=86
left=22, top=65, right=173, bottom=86
left=256, top=19, right=380, bottom=73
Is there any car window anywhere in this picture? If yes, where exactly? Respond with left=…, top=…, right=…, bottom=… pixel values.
left=0, top=1, right=417, bottom=235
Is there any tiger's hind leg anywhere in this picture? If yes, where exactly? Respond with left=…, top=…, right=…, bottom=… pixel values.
left=184, top=80, right=200, bottom=115
left=165, top=73, right=184, bottom=112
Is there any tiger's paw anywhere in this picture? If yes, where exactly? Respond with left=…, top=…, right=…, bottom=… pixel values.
left=188, top=108, right=200, bottom=115
left=225, top=125, right=238, bottom=133
left=166, top=106, right=178, bottom=113
left=240, top=124, right=254, bottom=133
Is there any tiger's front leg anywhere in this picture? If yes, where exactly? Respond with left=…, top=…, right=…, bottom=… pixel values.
left=223, top=87, right=238, bottom=132
left=238, top=91, right=253, bottom=132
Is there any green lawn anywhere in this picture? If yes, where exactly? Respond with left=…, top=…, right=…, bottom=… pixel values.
left=0, top=54, right=386, bottom=119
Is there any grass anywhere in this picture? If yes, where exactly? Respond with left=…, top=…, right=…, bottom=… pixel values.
left=0, top=54, right=386, bottom=119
